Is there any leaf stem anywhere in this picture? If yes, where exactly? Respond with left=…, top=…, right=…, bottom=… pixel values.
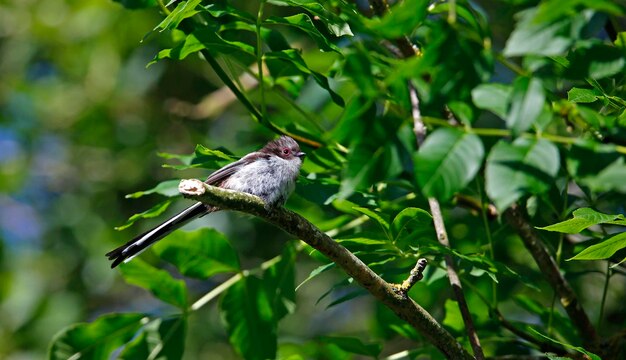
left=598, top=260, right=611, bottom=330
left=477, top=178, right=497, bottom=306
left=256, top=0, right=267, bottom=120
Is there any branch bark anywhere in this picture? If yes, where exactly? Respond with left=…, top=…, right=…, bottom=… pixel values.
left=503, top=204, right=600, bottom=351
left=179, top=180, right=474, bottom=360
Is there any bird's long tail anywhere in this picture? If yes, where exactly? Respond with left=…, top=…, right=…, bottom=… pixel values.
left=106, top=202, right=208, bottom=268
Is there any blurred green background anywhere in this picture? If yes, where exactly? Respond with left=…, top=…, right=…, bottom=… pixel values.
left=0, top=1, right=331, bottom=358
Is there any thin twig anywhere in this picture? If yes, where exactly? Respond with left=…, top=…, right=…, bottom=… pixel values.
left=178, top=179, right=474, bottom=359
left=397, top=258, right=428, bottom=294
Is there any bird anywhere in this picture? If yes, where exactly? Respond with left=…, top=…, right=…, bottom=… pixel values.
left=106, top=136, right=305, bottom=268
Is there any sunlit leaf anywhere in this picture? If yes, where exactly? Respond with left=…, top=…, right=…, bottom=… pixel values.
left=119, top=259, right=188, bottom=309
left=537, top=207, right=626, bottom=234
left=125, top=180, right=181, bottom=199
left=48, top=313, right=145, bottom=360
left=363, top=0, right=430, bottom=39
left=471, top=83, right=513, bottom=118
left=415, top=128, right=484, bottom=201
left=155, top=0, right=202, bottom=32
left=507, top=77, right=545, bottom=134
left=567, top=87, right=600, bottom=103
left=568, top=232, right=626, bottom=261
left=264, top=14, right=340, bottom=53
left=153, top=229, right=240, bottom=279
left=267, top=0, right=353, bottom=37
left=115, top=200, right=173, bottom=230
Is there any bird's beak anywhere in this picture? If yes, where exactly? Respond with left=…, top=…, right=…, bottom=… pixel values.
left=296, top=152, right=306, bottom=159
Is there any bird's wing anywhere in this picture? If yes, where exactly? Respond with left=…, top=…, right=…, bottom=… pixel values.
left=205, top=152, right=268, bottom=185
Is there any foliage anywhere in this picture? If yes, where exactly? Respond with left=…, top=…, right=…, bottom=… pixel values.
left=2, top=0, right=626, bottom=358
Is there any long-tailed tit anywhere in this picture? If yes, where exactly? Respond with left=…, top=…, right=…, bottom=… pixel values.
left=106, top=136, right=305, bottom=268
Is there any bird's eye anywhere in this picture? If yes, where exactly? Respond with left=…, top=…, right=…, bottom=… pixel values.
left=282, top=148, right=290, bottom=155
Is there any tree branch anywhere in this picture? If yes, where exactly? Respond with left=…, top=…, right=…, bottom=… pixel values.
left=503, top=204, right=600, bottom=351
left=178, top=179, right=474, bottom=359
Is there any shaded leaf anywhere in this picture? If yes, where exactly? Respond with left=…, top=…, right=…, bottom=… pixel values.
left=263, top=243, right=297, bottom=320
left=318, top=336, right=382, bottom=357
left=153, top=229, right=240, bottom=279
left=119, top=316, right=186, bottom=360
left=415, top=128, right=484, bottom=201
left=48, top=313, right=145, bottom=360
left=265, top=50, right=344, bottom=106
left=568, top=232, right=626, bottom=261
left=120, top=259, right=188, bottom=309
left=353, top=207, right=390, bottom=235
left=221, top=276, right=277, bottom=360
left=390, top=207, right=432, bottom=242
left=486, top=138, right=560, bottom=211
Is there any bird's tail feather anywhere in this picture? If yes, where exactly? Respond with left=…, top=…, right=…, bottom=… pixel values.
left=107, top=202, right=208, bottom=268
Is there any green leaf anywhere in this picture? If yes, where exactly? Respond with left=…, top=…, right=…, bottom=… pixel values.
left=125, top=180, right=181, bottom=199
left=154, top=0, right=202, bottom=32
left=363, top=0, right=430, bottom=39
left=152, top=229, right=240, bottom=279
left=537, top=207, right=626, bottom=234
left=119, top=316, right=186, bottom=360
left=443, top=299, right=464, bottom=332
left=221, top=276, right=277, bottom=360
left=119, top=259, right=188, bottom=309
left=264, top=14, right=339, bottom=53
left=263, top=243, right=297, bottom=320
left=415, top=128, right=485, bottom=201
left=353, top=207, right=390, bottom=235
left=113, top=0, right=156, bottom=9
left=568, top=232, right=626, bottom=261
left=582, top=157, right=626, bottom=193
left=503, top=8, right=574, bottom=57
left=115, top=200, right=173, bottom=231
left=567, top=87, right=600, bottom=103
left=529, top=328, right=601, bottom=360
left=266, top=0, right=353, bottom=37
left=507, top=77, right=546, bottom=134
left=390, top=207, right=432, bottom=242
left=152, top=27, right=255, bottom=64
left=565, top=42, right=626, bottom=80
left=318, top=336, right=382, bottom=357
left=486, top=138, right=560, bottom=211
left=296, top=262, right=335, bottom=292
left=471, top=83, right=513, bottom=118
left=264, top=50, right=344, bottom=106
left=48, top=313, right=145, bottom=360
